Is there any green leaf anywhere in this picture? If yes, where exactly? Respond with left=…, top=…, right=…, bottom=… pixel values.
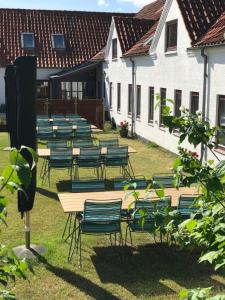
left=155, top=188, right=164, bottom=199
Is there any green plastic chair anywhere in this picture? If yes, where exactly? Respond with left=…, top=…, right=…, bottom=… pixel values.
left=99, top=138, right=119, bottom=147
left=67, top=114, right=80, bottom=119
left=112, top=175, right=147, bottom=190
left=177, top=194, right=200, bottom=220
left=103, top=146, right=133, bottom=178
left=74, top=147, right=102, bottom=179
left=71, top=178, right=106, bottom=193
left=125, top=196, right=172, bottom=245
left=75, top=127, right=92, bottom=139
left=44, top=148, right=73, bottom=186
left=56, top=126, right=73, bottom=139
left=37, top=114, right=49, bottom=119
left=152, top=174, right=175, bottom=188
left=70, top=119, right=88, bottom=126
left=53, top=120, right=69, bottom=126
left=74, top=199, right=123, bottom=266
left=37, top=125, right=54, bottom=140
left=51, top=114, right=65, bottom=119
left=72, top=139, right=94, bottom=148
left=47, top=139, right=68, bottom=149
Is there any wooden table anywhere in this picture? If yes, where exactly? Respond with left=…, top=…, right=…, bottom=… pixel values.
left=38, top=146, right=137, bottom=158
left=37, top=124, right=102, bottom=132
left=58, top=187, right=197, bottom=213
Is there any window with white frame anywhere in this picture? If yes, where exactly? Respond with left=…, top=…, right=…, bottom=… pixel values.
left=117, top=83, right=121, bottom=112
left=21, top=33, right=35, bottom=49
left=128, top=84, right=132, bottom=115
left=52, top=34, right=66, bottom=49
left=109, top=82, right=112, bottom=109
left=112, top=38, right=117, bottom=59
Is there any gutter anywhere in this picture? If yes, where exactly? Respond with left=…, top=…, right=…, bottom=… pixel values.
left=200, top=47, right=208, bottom=162
left=130, top=58, right=135, bottom=137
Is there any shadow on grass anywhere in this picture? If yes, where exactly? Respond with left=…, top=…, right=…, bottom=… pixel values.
left=36, top=187, right=58, bottom=201
left=90, top=243, right=224, bottom=298
left=30, top=251, right=120, bottom=300
left=56, top=180, right=71, bottom=192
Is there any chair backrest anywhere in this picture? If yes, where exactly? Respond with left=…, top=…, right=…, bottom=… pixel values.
left=107, top=146, right=128, bottom=157
left=53, top=120, right=69, bottom=126
left=152, top=174, right=175, bottom=188
left=84, top=199, right=122, bottom=222
left=52, top=114, right=65, bottom=119
left=178, top=195, right=198, bottom=210
left=99, top=139, right=119, bottom=148
left=70, top=119, right=87, bottom=125
left=112, top=176, right=147, bottom=190
left=37, top=125, right=53, bottom=133
left=134, top=200, right=155, bottom=220
left=47, top=140, right=68, bottom=149
left=72, top=179, right=105, bottom=192
left=79, top=147, right=100, bottom=158
left=67, top=114, right=80, bottom=119
left=37, top=114, right=49, bottom=119
left=75, top=128, right=92, bottom=139
left=57, top=126, right=73, bottom=132
left=37, top=119, right=49, bottom=125
left=50, top=148, right=72, bottom=159
left=72, top=139, right=93, bottom=148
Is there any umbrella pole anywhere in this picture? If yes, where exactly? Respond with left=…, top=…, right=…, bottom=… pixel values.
left=25, top=211, right=30, bottom=249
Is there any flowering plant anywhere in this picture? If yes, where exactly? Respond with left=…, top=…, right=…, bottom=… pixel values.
left=120, top=120, right=129, bottom=130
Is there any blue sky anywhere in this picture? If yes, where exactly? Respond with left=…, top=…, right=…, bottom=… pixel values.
left=0, top=0, right=153, bottom=12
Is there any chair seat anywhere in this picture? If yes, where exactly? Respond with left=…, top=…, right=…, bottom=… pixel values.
left=80, top=221, right=121, bottom=233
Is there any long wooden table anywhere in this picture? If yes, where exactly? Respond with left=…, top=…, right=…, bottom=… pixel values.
left=38, top=146, right=137, bottom=158
left=37, top=124, right=102, bottom=133
left=58, top=187, right=197, bottom=213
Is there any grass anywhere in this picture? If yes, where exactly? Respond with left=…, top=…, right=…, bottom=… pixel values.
left=0, top=131, right=225, bottom=299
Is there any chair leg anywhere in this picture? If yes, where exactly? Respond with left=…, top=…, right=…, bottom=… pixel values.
left=62, top=213, right=72, bottom=239
left=129, top=227, right=133, bottom=246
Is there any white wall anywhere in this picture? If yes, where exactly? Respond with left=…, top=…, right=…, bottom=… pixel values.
left=0, top=67, right=62, bottom=104
left=104, top=0, right=225, bottom=161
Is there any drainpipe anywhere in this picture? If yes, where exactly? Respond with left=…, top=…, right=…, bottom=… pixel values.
left=130, top=58, right=135, bottom=137
left=200, top=47, right=208, bottom=162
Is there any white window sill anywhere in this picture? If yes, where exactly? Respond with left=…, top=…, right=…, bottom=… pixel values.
left=112, top=58, right=118, bottom=62
left=148, top=121, right=154, bottom=127
left=165, top=50, right=177, bottom=56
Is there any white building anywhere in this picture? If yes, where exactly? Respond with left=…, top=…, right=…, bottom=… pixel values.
left=103, top=0, right=225, bottom=158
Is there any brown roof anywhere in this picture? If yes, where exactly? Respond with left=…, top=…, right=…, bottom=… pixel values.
left=135, top=0, right=165, bottom=20
left=123, top=21, right=159, bottom=57
left=114, top=16, right=155, bottom=54
left=177, top=0, right=225, bottom=45
left=194, top=11, right=225, bottom=47
left=0, top=8, right=134, bottom=68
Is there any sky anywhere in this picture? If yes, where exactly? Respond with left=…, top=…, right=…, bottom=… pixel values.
left=0, top=0, right=154, bottom=12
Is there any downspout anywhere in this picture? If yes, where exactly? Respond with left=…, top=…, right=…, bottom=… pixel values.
left=130, top=58, right=135, bottom=137
left=200, top=47, right=208, bottom=162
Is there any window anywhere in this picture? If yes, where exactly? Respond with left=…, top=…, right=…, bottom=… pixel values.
left=160, top=88, right=166, bottom=126
left=136, top=85, right=141, bottom=118
left=112, top=38, right=117, bottom=59
left=52, top=34, right=66, bottom=49
left=128, top=84, right=132, bottom=115
left=190, top=92, right=199, bottom=114
left=165, top=20, right=178, bottom=52
left=109, top=82, right=112, bottom=109
left=148, top=87, right=154, bottom=122
left=36, top=81, right=49, bottom=99
left=61, top=82, right=86, bottom=100
left=117, top=83, right=121, bottom=112
left=217, top=95, right=225, bottom=146
left=174, top=90, right=182, bottom=117
left=21, top=33, right=35, bottom=49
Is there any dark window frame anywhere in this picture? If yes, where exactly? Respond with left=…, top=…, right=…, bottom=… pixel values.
left=112, top=38, right=118, bottom=59
left=148, top=87, right=154, bottom=123
left=190, top=92, right=199, bottom=114
left=174, top=89, right=182, bottom=117
left=109, top=82, right=113, bottom=109
left=52, top=34, right=66, bottom=50
left=117, top=83, right=121, bottom=112
left=136, top=85, right=141, bottom=119
left=21, top=32, right=35, bottom=49
left=159, top=88, right=166, bottom=126
left=217, top=95, right=225, bottom=147
left=165, top=20, right=178, bottom=52
left=128, top=84, right=132, bottom=115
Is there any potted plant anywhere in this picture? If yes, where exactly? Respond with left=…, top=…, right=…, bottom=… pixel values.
left=119, top=120, right=129, bottom=138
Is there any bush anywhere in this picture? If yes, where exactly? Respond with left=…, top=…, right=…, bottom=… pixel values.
left=103, top=121, right=112, bottom=133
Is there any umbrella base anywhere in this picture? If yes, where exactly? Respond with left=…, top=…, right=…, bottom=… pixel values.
left=13, top=244, right=46, bottom=259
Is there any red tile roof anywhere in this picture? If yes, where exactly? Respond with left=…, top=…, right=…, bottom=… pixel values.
left=123, top=21, right=159, bottom=57
left=0, top=8, right=134, bottom=68
left=135, top=0, right=165, bottom=20
left=114, top=16, right=154, bottom=54
left=177, top=0, right=225, bottom=45
left=194, top=11, right=225, bottom=47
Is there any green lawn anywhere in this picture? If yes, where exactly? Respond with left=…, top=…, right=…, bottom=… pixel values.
left=0, top=132, right=225, bottom=300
